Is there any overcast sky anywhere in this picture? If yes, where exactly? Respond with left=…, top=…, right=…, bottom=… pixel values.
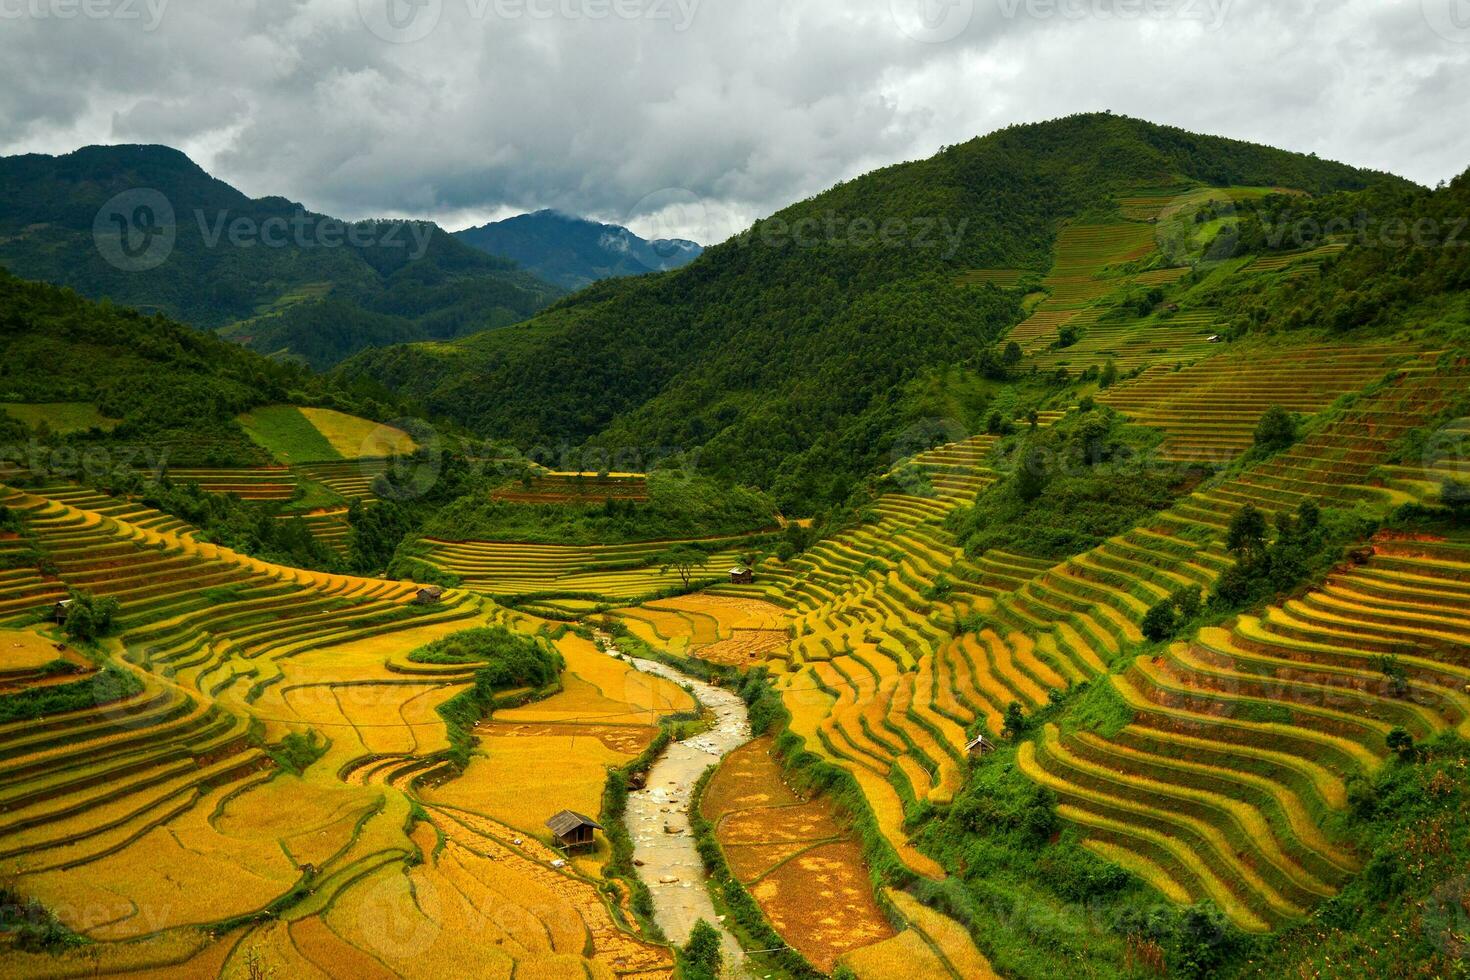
left=2, top=0, right=1468, bottom=243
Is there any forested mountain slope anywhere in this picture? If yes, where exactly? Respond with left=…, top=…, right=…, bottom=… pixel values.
left=0, top=145, right=563, bottom=369
left=456, top=209, right=702, bottom=290
left=339, top=114, right=1410, bottom=510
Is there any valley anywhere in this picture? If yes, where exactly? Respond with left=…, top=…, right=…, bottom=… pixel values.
left=1, top=112, right=1469, bottom=979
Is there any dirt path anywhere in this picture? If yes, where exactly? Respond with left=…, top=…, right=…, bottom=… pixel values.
left=597, top=632, right=753, bottom=974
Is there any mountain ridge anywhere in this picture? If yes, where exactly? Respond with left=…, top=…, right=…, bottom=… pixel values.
left=0, top=144, right=564, bottom=370
left=455, top=208, right=702, bottom=290
left=338, top=113, right=1420, bottom=510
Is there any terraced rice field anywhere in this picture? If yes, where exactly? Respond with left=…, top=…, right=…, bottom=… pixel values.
left=295, top=458, right=389, bottom=500
left=160, top=465, right=299, bottom=501
left=1006, top=219, right=1160, bottom=351
left=838, top=890, right=998, bottom=979
left=419, top=534, right=766, bottom=602
left=1021, top=529, right=1470, bottom=932
left=615, top=593, right=789, bottom=664
left=708, top=433, right=1062, bottom=873
left=709, top=361, right=1465, bottom=922
left=1097, top=342, right=1430, bottom=462
left=701, top=736, right=895, bottom=971
left=277, top=506, right=354, bottom=555
left=0, top=481, right=677, bottom=978
left=493, top=472, right=650, bottom=505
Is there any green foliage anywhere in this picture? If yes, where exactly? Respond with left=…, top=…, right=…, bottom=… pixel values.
left=1225, top=503, right=1269, bottom=557
left=657, top=544, right=711, bottom=588
left=434, top=635, right=563, bottom=770
left=0, top=884, right=84, bottom=953
left=1241, top=735, right=1470, bottom=978
left=348, top=499, right=415, bottom=574
left=1002, top=701, right=1028, bottom=742
left=0, top=268, right=403, bottom=467
left=342, top=114, right=1399, bottom=513
left=61, top=589, right=120, bottom=642
left=0, top=664, right=140, bottom=724
left=1142, top=585, right=1204, bottom=642
left=0, top=146, right=562, bottom=369
left=410, top=628, right=560, bottom=685
left=1252, top=405, right=1298, bottom=453
left=681, top=920, right=724, bottom=980
left=953, top=413, right=1193, bottom=561
left=128, top=476, right=341, bottom=572
left=269, top=730, right=327, bottom=776
left=417, top=470, right=775, bottom=547
left=1213, top=500, right=1359, bottom=611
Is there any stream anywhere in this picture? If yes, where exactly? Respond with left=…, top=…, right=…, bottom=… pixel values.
left=596, top=632, right=754, bottom=975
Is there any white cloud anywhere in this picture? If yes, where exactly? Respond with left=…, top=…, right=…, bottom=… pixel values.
left=1, top=0, right=1467, bottom=243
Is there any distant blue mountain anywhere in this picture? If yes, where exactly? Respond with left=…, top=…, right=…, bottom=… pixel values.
left=455, top=209, right=702, bottom=291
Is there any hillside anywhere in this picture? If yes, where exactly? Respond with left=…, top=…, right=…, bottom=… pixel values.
left=0, top=145, right=563, bottom=369
left=456, top=209, right=703, bottom=290
left=340, top=114, right=1414, bottom=511
left=0, top=268, right=399, bottom=465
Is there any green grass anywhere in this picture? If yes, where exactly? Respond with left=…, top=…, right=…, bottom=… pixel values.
left=238, top=406, right=342, bottom=465
left=0, top=402, right=118, bottom=434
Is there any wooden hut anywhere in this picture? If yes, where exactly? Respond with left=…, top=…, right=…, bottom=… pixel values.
left=728, top=566, right=754, bottom=585
left=966, top=733, right=997, bottom=758
left=546, top=810, right=603, bottom=850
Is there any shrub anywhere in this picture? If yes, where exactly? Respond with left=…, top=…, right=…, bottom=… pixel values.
left=1141, top=600, right=1178, bottom=642
left=682, top=920, right=723, bottom=980
left=1253, top=405, right=1298, bottom=453
left=61, top=589, right=120, bottom=642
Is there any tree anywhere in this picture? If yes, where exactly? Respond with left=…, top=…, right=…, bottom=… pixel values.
left=658, top=545, right=709, bottom=588
left=1016, top=446, right=1049, bottom=502
left=1253, top=406, right=1298, bottom=452
left=1002, top=701, right=1028, bottom=741
left=1443, top=479, right=1470, bottom=519
left=1225, top=504, right=1268, bottom=557
left=1172, top=586, right=1203, bottom=622
left=1099, top=360, right=1118, bottom=389
left=1141, top=600, right=1179, bottom=642
left=61, top=590, right=120, bottom=642
left=1026, top=409, right=1040, bottom=430
left=1002, top=341, right=1023, bottom=366
left=683, top=920, right=723, bottom=980
left=1386, top=726, right=1416, bottom=760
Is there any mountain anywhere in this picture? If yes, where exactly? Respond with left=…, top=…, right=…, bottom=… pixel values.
left=0, top=267, right=397, bottom=466
left=338, top=113, right=1418, bottom=511
left=0, top=145, right=563, bottom=370
left=455, top=209, right=703, bottom=290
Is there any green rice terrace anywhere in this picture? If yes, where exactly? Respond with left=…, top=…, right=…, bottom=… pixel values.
left=2, top=112, right=1470, bottom=980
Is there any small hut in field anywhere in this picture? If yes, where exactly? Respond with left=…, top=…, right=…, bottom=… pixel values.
left=546, top=810, right=603, bottom=850
left=728, top=566, right=754, bottom=585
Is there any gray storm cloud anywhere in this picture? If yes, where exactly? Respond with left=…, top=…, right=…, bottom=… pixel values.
left=1, top=0, right=1467, bottom=243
